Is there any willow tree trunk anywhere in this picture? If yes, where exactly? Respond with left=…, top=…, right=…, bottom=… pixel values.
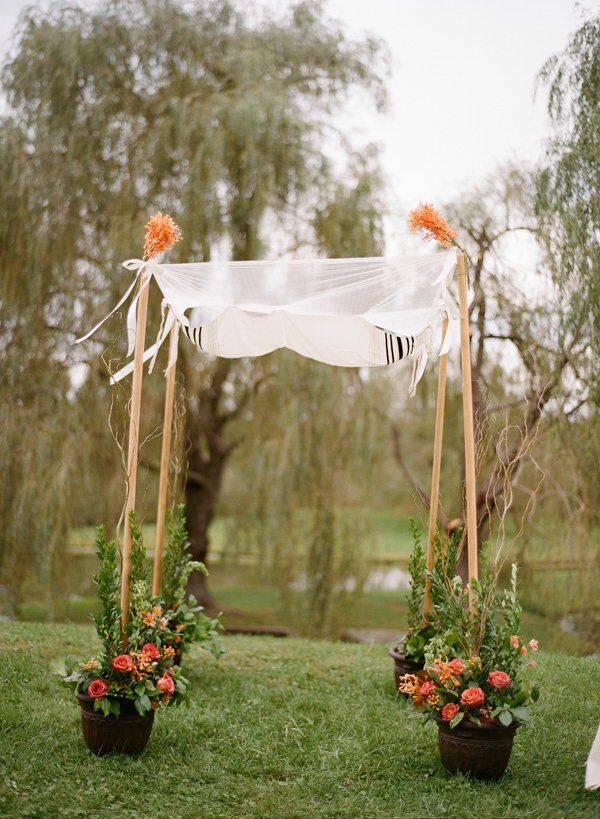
left=184, top=441, right=230, bottom=609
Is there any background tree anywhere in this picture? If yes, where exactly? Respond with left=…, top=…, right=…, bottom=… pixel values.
left=535, top=12, right=599, bottom=401
left=0, top=0, right=388, bottom=607
left=385, top=163, right=595, bottom=573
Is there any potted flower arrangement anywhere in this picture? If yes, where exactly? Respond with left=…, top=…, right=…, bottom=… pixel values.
left=159, top=505, right=224, bottom=666
left=399, top=554, right=540, bottom=780
left=389, top=521, right=436, bottom=689
left=62, top=517, right=189, bottom=755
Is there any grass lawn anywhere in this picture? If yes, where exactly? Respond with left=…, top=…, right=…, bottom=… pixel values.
left=2, top=622, right=599, bottom=818
left=68, top=509, right=418, bottom=562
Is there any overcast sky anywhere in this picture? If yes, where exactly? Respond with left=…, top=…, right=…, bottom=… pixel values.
left=0, top=0, right=585, bottom=250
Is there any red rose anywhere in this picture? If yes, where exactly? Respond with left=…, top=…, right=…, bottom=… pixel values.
left=87, top=678, right=109, bottom=699
left=487, top=670, right=511, bottom=689
left=111, top=654, right=134, bottom=673
left=142, top=644, right=161, bottom=661
left=441, top=703, right=460, bottom=722
left=156, top=672, right=175, bottom=695
left=419, top=680, right=437, bottom=698
left=448, top=658, right=466, bottom=675
left=460, top=687, right=485, bottom=707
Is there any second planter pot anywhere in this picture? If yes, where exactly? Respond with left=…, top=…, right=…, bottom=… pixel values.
left=388, top=645, right=424, bottom=691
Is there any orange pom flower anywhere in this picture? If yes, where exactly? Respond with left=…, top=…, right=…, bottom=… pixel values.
left=143, top=212, right=182, bottom=259
left=408, top=203, right=457, bottom=248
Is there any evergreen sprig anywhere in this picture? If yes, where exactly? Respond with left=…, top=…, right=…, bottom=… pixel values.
left=92, top=525, right=121, bottom=663
left=161, top=505, right=206, bottom=609
left=406, top=518, right=426, bottom=633
left=129, top=511, right=149, bottom=591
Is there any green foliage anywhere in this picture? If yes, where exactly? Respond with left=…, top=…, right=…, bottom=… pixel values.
left=401, top=519, right=435, bottom=664
left=62, top=517, right=189, bottom=713
left=128, top=512, right=149, bottom=593
left=91, top=525, right=121, bottom=663
left=411, top=546, right=540, bottom=728
left=406, top=519, right=425, bottom=632
left=161, top=505, right=224, bottom=658
left=162, top=505, right=206, bottom=610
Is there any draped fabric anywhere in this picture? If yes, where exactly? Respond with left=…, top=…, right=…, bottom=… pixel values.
left=79, top=249, right=459, bottom=394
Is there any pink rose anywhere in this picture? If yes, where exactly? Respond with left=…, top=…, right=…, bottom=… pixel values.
left=487, top=670, right=511, bottom=689
left=87, top=678, right=109, bottom=699
left=156, top=672, right=175, bottom=695
left=528, top=639, right=539, bottom=651
left=142, top=644, right=161, bottom=661
left=419, top=680, right=437, bottom=698
left=448, top=658, right=466, bottom=675
left=441, top=703, right=460, bottom=722
left=111, top=654, right=134, bottom=672
left=460, top=687, right=485, bottom=707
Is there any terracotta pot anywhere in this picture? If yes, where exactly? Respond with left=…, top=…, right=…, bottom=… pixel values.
left=437, top=718, right=518, bottom=780
left=388, top=646, right=424, bottom=692
left=76, top=693, right=155, bottom=756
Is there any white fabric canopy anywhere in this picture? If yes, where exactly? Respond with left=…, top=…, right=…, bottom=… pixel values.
left=79, top=249, right=459, bottom=394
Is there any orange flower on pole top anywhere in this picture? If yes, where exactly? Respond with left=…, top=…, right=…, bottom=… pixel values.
left=143, top=211, right=182, bottom=259
left=408, top=203, right=457, bottom=248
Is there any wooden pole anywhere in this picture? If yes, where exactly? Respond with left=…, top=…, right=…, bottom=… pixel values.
left=456, top=251, right=479, bottom=614
left=152, top=321, right=179, bottom=596
left=120, top=280, right=150, bottom=635
left=423, top=316, right=449, bottom=617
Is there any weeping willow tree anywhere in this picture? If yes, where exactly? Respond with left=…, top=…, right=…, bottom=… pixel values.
left=231, top=356, right=381, bottom=637
left=536, top=12, right=600, bottom=398
left=0, top=0, right=389, bottom=608
left=219, top=158, right=386, bottom=637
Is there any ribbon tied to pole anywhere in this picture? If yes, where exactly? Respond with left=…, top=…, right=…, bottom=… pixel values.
left=74, top=252, right=178, bottom=384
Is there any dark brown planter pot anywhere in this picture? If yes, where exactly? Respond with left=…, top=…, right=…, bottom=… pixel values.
left=388, top=646, right=424, bottom=692
left=76, top=693, right=155, bottom=756
left=437, top=718, right=519, bottom=780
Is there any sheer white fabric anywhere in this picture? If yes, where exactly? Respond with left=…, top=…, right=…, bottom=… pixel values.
left=80, top=249, right=459, bottom=394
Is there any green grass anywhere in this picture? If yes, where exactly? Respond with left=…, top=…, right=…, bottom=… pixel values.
left=1, top=622, right=599, bottom=818
left=16, top=574, right=596, bottom=655
left=68, top=509, right=416, bottom=561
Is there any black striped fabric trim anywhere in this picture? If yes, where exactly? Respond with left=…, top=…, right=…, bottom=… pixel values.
left=183, top=324, right=203, bottom=350
left=383, top=331, right=414, bottom=365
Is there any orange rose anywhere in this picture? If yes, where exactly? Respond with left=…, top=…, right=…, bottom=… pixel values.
left=156, top=672, right=175, bottom=695
left=87, top=678, right=109, bottom=698
left=460, top=687, right=485, bottom=707
left=419, top=680, right=437, bottom=698
left=441, top=703, right=460, bottom=722
left=510, top=635, right=519, bottom=649
left=448, top=658, right=466, bottom=675
left=111, top=654, right=134, bottom=672
left=142, top=644, right=161, bottom=661
left=487, top=671, right=511, bottom=689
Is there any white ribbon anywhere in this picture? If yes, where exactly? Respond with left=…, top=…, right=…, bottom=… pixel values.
left=109, top=307, right=175, bottom=384
left=75, top=252, right=177, bottom=384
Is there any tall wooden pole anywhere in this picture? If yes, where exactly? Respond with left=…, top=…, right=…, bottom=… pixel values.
left=152, top=321, right=179, bottom=596
left=120, top=280, right=150, bottom=635
left=423, top=317, right=449, bottom=617
left=456, top=251, right=479, bottom=614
